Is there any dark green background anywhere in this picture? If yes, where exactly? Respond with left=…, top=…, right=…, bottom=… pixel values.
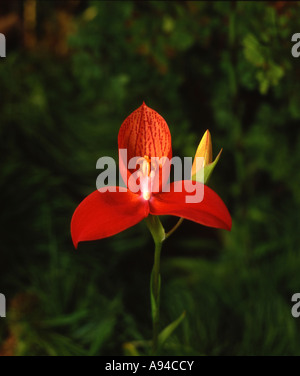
left=0, top=0, right=300, bottom=355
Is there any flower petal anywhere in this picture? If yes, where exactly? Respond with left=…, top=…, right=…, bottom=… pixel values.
left=118, top=102, right=172, bottom=162
left=118, top=103, right=172, bottom=190
left=71, top=187, right=150, bottom=248
left=149, top=181, right=232, bottom=231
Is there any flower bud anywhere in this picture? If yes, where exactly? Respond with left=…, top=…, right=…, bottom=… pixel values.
left=191, top=130, right=222, bottom=184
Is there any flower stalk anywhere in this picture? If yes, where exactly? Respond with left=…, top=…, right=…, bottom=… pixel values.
left=145, top=214, right=165, bottom=353
left=151, top=239, right=162, bottom=353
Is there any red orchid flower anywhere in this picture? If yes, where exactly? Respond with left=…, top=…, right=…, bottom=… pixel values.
left=71, top=103, right=231, bottom=248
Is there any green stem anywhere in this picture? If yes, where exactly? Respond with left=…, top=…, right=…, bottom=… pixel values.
left=145, top=215, right=165, bottom=354
left=165, top=217, right=184, bottom=240
left=145, top=215, right=184, bottom=353
left=151, top=240, right=162, bottom=353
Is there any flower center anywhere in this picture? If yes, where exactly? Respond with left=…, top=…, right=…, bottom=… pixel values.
left=142, top=191, right=151, bottom=201
left=138, top=156, right=156, bottom=201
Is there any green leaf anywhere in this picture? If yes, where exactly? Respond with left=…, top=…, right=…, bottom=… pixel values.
left=157, top=310, right=186, bottom=350
left=192, top=149, right=222, bottom=184
left=243, top=33, right=265, bottom=67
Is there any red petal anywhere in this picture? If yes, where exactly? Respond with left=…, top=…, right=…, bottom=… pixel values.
left=118, top=103, right=172, bottom=190
left=71, top=187, right=150, bottom=248
left=118, top=102, right=172, bottom=162
left=149, top=181, right=232, bottom=231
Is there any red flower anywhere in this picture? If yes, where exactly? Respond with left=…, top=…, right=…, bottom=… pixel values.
left=71, top=103, right=231, bottom=248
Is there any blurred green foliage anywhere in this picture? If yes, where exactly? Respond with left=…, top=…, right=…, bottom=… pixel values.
left=1, top=0, right=300, bottom=356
